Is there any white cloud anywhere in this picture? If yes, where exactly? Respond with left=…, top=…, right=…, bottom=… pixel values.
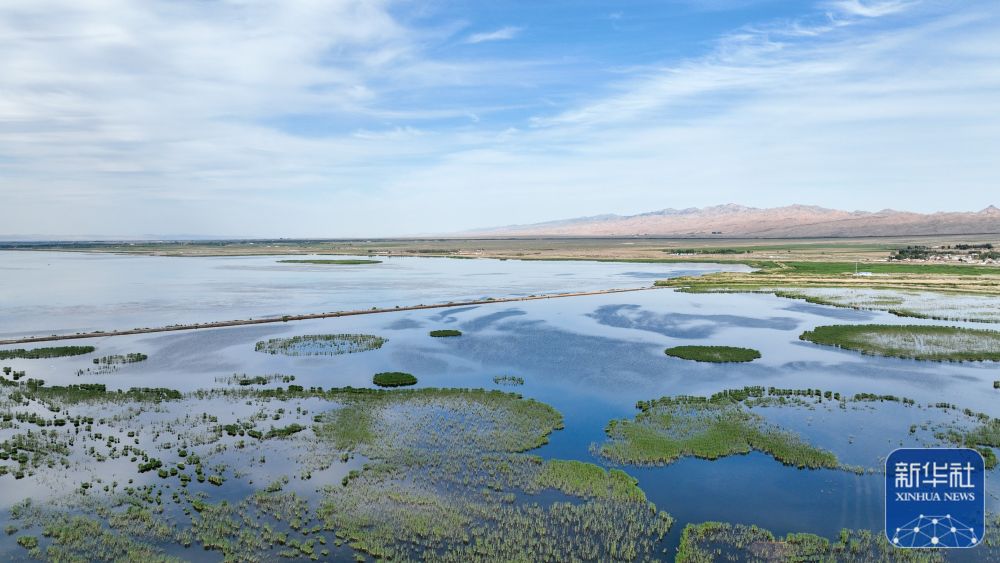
left=826, top=0, right=914, bottom=18
left=380, top=2, right=1000, bottom=231
left=0, top=0, right=998, bottom=237
left=464, top=26, right=522, bottom=44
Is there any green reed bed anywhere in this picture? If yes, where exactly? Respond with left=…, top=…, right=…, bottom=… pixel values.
left=429, top=329, right=462, bottom=337
left=534, top=460, right=646, bottom=502
left=0, top=346, right=95, bottom=360
left=5, top=386, right=672, bottom=562
left=600, top=402, right=838, bottom=470
left=676, top=521, right=950, bottom=563
left=6, top=365, right=1000, bottom=562
left=800, top=324, right=1000, bottom=361
left=93, top=353, right=147, bottom=366
left=372, top=372, right=417, bottom=388
left=254, top=334, right=386, bottom=356
left=214, top=373, right=295, bottom=386
left=77, top=352, right=148, bottom=376
left=600, top=384, right=1000, bottom=473
left=664, top=345, right=761, bottom=363
left=599, top=386, right=839, bottom=470
left=311, top=388, right=672, bottom=561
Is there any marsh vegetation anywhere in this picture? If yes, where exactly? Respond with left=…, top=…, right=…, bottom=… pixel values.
left=254, top=334, right=386, bottom=356
left=312, top=388, right=672, bottom=561
left=371, top=372, right=417, bottom=388
left=599, top=387, right=839, bottom=470
left=775, top=288, right=1000, bottom=323
left=75, top=353, right=148, bottom=376
left=675, top=521, right=957, bottom=562
left=429, top=329, right=462, bottom=337
left=800, top=324, right=1000, bottom=361
left=0, top=346, right=95, bottom=360
left=664, top=345, right=761, bottom=363
left=2, top=384, right=674, bottom=561
left=493, top=375, right=525, bottom=386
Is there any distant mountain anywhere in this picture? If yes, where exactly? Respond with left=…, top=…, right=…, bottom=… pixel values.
left=461, top=204, right=1000, bottom=238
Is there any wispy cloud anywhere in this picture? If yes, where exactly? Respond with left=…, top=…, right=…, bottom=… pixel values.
left=826, top=0, right=914, bottom=18
left=388, top=1, right=1000, bottom=229
left=464, top=26, right=522, bottom=44
left=532, top=0, right=923, bottom=128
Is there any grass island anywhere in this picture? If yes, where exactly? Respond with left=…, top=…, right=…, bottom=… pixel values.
left=429, top=329, right=462, bottom=338
left=664, top=345, right=761, bottom=363
left=372, top=372, right=418, bottom=387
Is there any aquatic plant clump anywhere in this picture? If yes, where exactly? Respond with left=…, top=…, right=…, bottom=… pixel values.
left=214, top=373, right=295, bottom=386
left=372, top=372, right=417, bottom=388
left=665, top=345, right=761, bottom=363
left=76, top=352, right=149, bottom=376
left=0, top=346, right=95, bottom=360
left=312, top=388, right=673, bottom=561
left=676, top=521, right=951, bottom=562
left=493, top=375, right=525, bottom=386
left=254, top=333, right=386, bottom=356
left=599, top=388, right=839, bottom=470
left=800, top=324, right=1000, bottom=361
left=777, top=288, right=1000, bottom=324
left=92, top=353, right=147, bottom=365
left=429, top=329, right=462, bottom=337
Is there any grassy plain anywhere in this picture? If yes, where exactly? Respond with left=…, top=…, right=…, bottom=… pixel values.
left=6, top=234, right=998, bottom=263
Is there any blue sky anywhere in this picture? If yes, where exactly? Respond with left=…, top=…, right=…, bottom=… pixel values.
left=1, top=0, right=998, bottom=237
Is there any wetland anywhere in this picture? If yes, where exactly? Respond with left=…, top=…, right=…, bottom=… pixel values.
left=1, top=249, right=999, bottom=561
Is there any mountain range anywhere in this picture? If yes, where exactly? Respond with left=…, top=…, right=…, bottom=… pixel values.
left=461, top=204, right=1000, bottom=238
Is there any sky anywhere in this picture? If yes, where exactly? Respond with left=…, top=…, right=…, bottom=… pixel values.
left=1, top=0, right=999, bottom=237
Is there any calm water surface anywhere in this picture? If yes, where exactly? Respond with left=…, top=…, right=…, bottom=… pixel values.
left=0, top=251, right=747, bottom=337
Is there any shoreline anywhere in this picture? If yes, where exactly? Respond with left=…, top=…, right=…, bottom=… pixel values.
left=0, top=285, right=664, bottom=346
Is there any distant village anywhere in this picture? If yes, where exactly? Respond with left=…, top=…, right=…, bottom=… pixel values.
left=890, top=243, right=999, bottom=264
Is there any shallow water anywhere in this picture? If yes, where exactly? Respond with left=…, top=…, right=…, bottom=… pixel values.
left=0, top=251, right=747, bottom=338
left=1, top=252, right=998, bottom=560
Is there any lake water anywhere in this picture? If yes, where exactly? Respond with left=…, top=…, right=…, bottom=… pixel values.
left=0, top=251, right=748, bottom=338
left=0, top=251, right=997, bottom=561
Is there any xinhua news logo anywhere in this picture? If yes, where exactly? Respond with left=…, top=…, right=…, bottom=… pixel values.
left=886, top=448, right=985, bottom=549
